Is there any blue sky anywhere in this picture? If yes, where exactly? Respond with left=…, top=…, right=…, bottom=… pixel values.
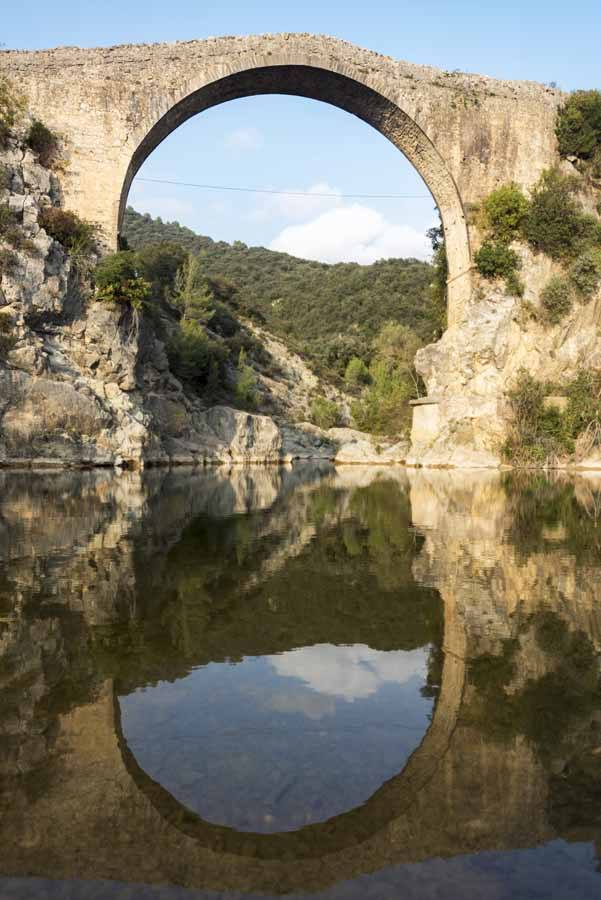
left=3, top=1, right=600, bottom=262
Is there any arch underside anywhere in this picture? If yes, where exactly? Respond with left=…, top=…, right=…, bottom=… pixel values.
left=120, top=65, right=471, bottom=317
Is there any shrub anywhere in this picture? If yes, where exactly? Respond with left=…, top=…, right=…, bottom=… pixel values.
left=556, top=90, right=601, bottom=160
left=521, top=169, right=595, bottom=260
left=169, top=318, right=212, bottom=380
left=0, top=246, right=18, bottom=278
left=310, top=396, right=341, bottom=430
left=503, top=368, right=601, bottom=464
left=94, top=251, right=150, bottom=308
left=564, top=369, right=601, bottom=450
left=0, top=77, right=24, bottom=148
left=502, top=370, right=574, bottom=465
left=26, top=120, right=59, bottom=168
left=482, top=183, right=529, bottom=242
left=568, top=249, right=601, bottom=298
left=540, top=276, right=573, bottom=324
left=475, top=240, right=521, bottom=280
left=344, top=356, right=370, bottom=386
left=38, top=207, right=96, bottom=260
left=235, top=348, right=258, bottom=408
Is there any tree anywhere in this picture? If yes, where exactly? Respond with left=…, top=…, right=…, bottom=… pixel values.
left=173, top=253, right=214, bottom=322
left=344, top=356, right=370, bottom=386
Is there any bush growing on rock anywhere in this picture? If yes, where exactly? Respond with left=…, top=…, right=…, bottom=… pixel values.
left=94, top=251, right=150, bottom=308
left=520, top=169, right=597, bottom=260
left=556, top=90, right=601, bottom=160
left=540, top=276, right=573, bottom=324
left=482, top=183, right=529, bottom=242
left=503, top=368, right=601, bottom=464
left=26, top=120, right=59, bottom=168
left=310, top=396, right=341, bottom=430
left=568, top=249, right=601, bottom=298
left=503, top=370, right=574, bottom=465
left=39, top=207, right=96, bottom=261
left=475, top=240, right=521, bottom=282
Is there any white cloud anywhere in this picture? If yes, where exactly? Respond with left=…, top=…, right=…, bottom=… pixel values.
left=250, top=181, right=343, bottom=223
left=267, top=644, right=427, bottom=702
left=224, top=127, right=264, bottom=152
left=269, top=204, right=432, bottom=264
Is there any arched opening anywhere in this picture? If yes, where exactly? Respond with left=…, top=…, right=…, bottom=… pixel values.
left=118, top=65, right=471, bottom=325
left=108, top=473, right=468, bottom=863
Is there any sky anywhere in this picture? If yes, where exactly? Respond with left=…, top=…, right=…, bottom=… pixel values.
left=3, top=1, right=600, bottom=263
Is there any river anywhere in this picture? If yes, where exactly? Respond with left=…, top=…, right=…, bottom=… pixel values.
left=1, top=465, right=601, bottom=899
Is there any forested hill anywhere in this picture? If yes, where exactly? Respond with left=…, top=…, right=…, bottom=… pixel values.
left=122, top=207, right=436, bottom=370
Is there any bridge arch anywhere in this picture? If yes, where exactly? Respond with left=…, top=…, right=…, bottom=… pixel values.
left=118, top=63, right=472, bottom=325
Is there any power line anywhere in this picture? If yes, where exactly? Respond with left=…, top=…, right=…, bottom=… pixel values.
left=136, top=176, right=432, bottom=201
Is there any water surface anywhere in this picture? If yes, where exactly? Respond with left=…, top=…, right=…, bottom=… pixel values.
left=1, top=466, right=601, bottom=899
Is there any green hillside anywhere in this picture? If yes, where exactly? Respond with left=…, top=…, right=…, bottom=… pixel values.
left=122, top=207, right=437, bottom=372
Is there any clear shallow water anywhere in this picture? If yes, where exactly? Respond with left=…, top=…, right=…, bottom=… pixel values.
left=1, top=466, right=601, bottom=899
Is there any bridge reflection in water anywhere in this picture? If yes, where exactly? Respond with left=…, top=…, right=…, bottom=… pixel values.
left=1, top=466, right=601, bottom=898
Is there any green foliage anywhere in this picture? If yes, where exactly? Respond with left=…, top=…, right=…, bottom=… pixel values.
left=310, top=396, right=341, bottom=430
left=94, top=251, right=150, bottom=308
left=234, top=348, right=258, bottom=409
left=344, top=356, right=370, bottom=386
left=564, top=369, right=601, bottom=450
left=426, top=225, right=448, bottom=339
left=38, top=207, right=96, bottom=261
left=482, top=183, right=529, bottom=242
left=521, top=169, right=597, bottom=260
left=122, top=207, right=437, bottom=375
left=26, top=119, right=59, bottom=168
left=568, top=248, right=601, bottom=298
left=173, top=253, right=214, bottom=322
left=129, top=241, right=187, bottom=304
left=0, top=77, right=24, bottom=148
left=540, top=275, right=573, bottom=324
left=351, top=323, right=421, bottom=436
left=168, top=318, right=217, bottom=382
left=504, top=368, right=601, bottom=464
left=556, top=90, right=601, bottom=160
left=503, top=369, right=574, bottom=464
left=475, top=239, right=521, bottom=281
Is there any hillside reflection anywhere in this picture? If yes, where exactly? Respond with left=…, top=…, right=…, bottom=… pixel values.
left=1, top=466, right=601, bottom=898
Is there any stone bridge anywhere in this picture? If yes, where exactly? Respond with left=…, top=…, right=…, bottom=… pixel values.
left=0, top=34, right=561, bottom=326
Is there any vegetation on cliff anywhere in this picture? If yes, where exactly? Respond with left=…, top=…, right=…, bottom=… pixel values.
left=503, top=368, right=601, bottom=465
left=556, top=89, right=601, bottom=171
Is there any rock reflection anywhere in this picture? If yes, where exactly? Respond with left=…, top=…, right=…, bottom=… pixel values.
left=0, top=467, right=600, bottom=896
